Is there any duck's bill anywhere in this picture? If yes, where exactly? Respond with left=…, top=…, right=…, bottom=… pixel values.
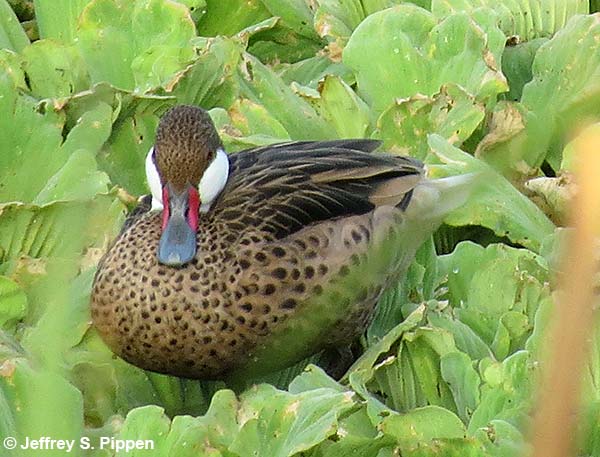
left=157, top=185, right=199, bottom=266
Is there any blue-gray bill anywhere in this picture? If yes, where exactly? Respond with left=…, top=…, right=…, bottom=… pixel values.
left=157, top=189, right=197, bottom=266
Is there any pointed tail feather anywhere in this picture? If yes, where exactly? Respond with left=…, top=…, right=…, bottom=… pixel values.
left=404, top=172, right=481, bottom=222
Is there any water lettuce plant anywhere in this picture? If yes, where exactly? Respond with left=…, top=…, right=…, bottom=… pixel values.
left=0, top=0, right=599, bottom=456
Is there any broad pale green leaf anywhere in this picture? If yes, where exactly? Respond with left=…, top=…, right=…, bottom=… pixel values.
left=76, top=0, right=196, bottom=92
left=33, top=150, right=110, bottom=206
left=439, top=241, right=549, bottom=357
left=198, top=0, right=270, bottom=36
left=361, top=0, right=413, bottom=16
left=375, top=84, right=485, bottom=159
left=346, top=305, right=425, bottom=382
left=316, top=75, right=371, bottom=138
left=230, top=385, right=355, bottom=457
left=313, top=0, right=364, bottom=45
left=432, top=0, right=588, bottom=40
left=469, top=351, right=534, bottom=433
left=427, top=135, right=555, bottom=251
left=288, top=364, right=347, bottom=394
left=238, top=53, right=333, bottom=140
left=247, top=23, right=324, bottom=63
left=480, top=14, right=600, bottom=172
left=343, top=5, right=507, bottom=113
left=319, top=434, right=395, bottom=457
left=116, top=406, right=172, bottom=456
left=0, top=0, right=29, bottom=52
left=259, top=0, right=320, bottom=40
left=276, top=55, right=353, bottom=89
left=440, top=352, right=481, bottom=424
left=379, top=405, right=466, bottom=444
left=191, top=389, right=239, bottom=450
left=0, top=276, right=27, bottom=329
left=170, top=36, right=243, bottom=108
left=173, top=0, right=206, bottom=23
left=501, top=38, right=547, bottom=102
left=228, top=98, right=290, bottom=139
left=0, top=58, right=111, bottom=206
left=0, top=198, right=121, bottom=264
left=428, top=313, right=493, bottom=361
left=211, top=107, right=291, bottom=152
left=0, top=49, right=26, bottom=90
left=0, top=68, right=66, bottom=203
left=22, top=40, right=90, bottom=98
left=98, top=116, right=157, bottom=194
left=33, top=0, right=89, bottom=42
left=0, top=359, right=84, bottom=457
left=472, top=419, right=527, bottom=457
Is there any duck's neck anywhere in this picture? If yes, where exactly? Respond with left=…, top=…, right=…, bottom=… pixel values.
left=198, top=148, right=229, bottom=212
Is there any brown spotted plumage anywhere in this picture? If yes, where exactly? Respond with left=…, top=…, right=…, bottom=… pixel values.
left=91, top=105, right=473, bottom=380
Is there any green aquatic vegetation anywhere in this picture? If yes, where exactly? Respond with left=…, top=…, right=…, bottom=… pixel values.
left=0, top=1, right=598, bottom=456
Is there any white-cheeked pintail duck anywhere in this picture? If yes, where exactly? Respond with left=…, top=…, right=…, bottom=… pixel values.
left=91, top=105, right=473, bottom=380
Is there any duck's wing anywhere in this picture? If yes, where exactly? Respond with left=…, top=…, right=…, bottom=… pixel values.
left=243, top=139, right=382, bottom=155
left=119, top=194, right=153, bottom=235
left=210, top=141, right=424, bottom=240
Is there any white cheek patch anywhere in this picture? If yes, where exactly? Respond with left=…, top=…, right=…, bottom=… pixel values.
left=145, top=147, right=163, bottom=211
left=198, top=148, right=229, bottom=212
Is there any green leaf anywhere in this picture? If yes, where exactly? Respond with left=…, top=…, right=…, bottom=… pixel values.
left=428, top=313, right=493, bottom=361
left=229, top=385, right=355, bottom=457
left=432, top=0, right=588, bottom=40
left=238, top=52, right=333, bottom=140
left=22, top=40, right=90, bottom=98
left=259, top=0, right=320, bottom=40
left=76, top=0, right=196, bottom=92
left=0, top=276, right=27, bottom=329
left=469, top=351, right=534, bottom=433
left=375, top=84, right=485, bottom=159
left=380, top=405, right=466, bottom=445
left=343, top=5, right=507, bottom=113
left=439, top=241, right=549, bottom=358
left=288, top=364, right=347, bottom=394
left=116, top=406, right=172, bottom=456
left=480, top=14, right=600, bottom=172
left=427, top=135, right=555, bottom=251
left=0, top=0, right=29, bottom=52
left=96, top=95, right=168, bottom=195
left=0, top=360, right=84, bottom=457
left=440, top=352, right=481, bottom=424
left=170, top=36, right=243, bottom=108
left=276, top=55, right=353, bottom=89
left=500, top=38, right=548, bottom=102
left=198, top=0, right=270, bottom=36
left=315, top=75, right=371, bottom=138
left=33, top=150, right=110, bottom=206
left=33, top=0, right=89, bottom=42
left=347, top=305, right=425, bottom=383
left=228, top=98, right=290, bottom=139
left=313, top=0, right=364, bottom=45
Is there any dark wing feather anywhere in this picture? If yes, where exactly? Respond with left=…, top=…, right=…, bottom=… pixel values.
left=245, top=139, right=382, bottom=155
left=120, top=194, right=152, bottom=234
left=210, top=140, right=424, bottom=240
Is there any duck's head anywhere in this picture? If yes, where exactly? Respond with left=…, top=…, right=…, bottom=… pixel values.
left=145, top=105, right=230, bottom=266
